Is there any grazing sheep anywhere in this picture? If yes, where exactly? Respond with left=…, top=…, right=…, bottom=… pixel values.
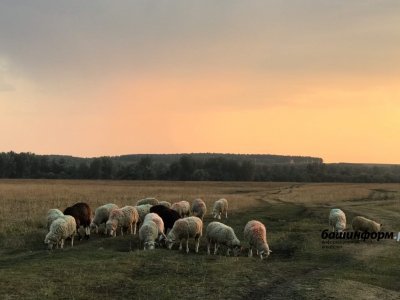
left=44, top=215, right=76, bottom=250
left=64, top=202, right=92, bottom=240
left=166, top=216, right=203, bottom=253
left=106, top=206, right=139, bottom=237
left=139, top=220, right=159, bottom=250
left=136, top=197, right=159, bottom=206
left=206, top=222, right=241, bottom=256
left=352, top=216, right=382, bottom=233
left=171, top=201, right=190, bottom=218
left=191, top=198, right=207, bottom=220
left=159, top=201, right=172, bottom=208
left=135, top=204, right=153, bottom=224
left=329, top=208, right=346, bottom=232
left=47, top=209, right=64, bottom=230
left=244, top=220, right=271, bottom=260
left=150, top=205, right=181, bottom=233
left=143, top=213, right=165, bottom=237
left=212, top=198, right=228, bottom=219
left=90, top=203, right=119, bottom=235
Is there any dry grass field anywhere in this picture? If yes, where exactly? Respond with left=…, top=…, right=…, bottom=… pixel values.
left=0, top=180, right=399, bottom=299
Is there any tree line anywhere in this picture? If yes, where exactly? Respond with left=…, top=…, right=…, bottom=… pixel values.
left=0, top=151, right=399, bottom=183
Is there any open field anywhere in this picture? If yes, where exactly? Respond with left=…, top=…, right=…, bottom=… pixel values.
left=0, top=180, right=399, bottom=299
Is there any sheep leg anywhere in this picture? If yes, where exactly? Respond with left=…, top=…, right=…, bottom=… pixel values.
left=226, top=248, right=230, bottom=256
left=214, top=243, right=219, bottom=255
left=186, top=239, right=189, bottom=253
left=60, top=239, right=65, bottom=249
left=179, top=240, right=183, bottom=251
left=225, top=210, right=228, bottom=219
left=133, top=223, right=137, bottom=235
left=248, top=248, right=253, bottom=257
left=85, top=226, right=90, bottom=239
left=207, top=240, right=211, bottom=255
left=71, top=236, right=74, bottom=247
left=77, top=227, right=83, bottom=241
left=195, top=237, right=200, bottom=253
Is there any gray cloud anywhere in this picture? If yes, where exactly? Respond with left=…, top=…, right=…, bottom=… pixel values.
left=0, top=0, right=399, bottom=95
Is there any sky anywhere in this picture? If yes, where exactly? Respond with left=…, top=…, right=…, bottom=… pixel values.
left=1, top=0, right=400, bottom=163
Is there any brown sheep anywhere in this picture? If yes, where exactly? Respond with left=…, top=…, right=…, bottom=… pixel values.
left=64, top=202, right=92, bottom=240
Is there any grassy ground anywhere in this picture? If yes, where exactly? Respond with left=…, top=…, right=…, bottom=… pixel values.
left=0, top=180, right=399, bottom=299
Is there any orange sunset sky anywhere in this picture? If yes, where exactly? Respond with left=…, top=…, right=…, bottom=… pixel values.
left=1, top=1, right=399, bottom=163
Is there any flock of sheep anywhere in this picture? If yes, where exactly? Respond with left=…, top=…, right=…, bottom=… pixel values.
left=45, top=197, right=272, bottom=260
left=329, top=208, right=383, bottom=233
left=45, top=196, right=384, bottom=260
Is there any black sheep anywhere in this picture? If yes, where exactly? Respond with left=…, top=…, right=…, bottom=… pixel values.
left=64, top=202, right=92, bottom=240
left=149, top=205, right=181, bottom=233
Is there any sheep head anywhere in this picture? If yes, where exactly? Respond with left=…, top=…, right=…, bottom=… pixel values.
left=259, top=249, right=272, bottom=260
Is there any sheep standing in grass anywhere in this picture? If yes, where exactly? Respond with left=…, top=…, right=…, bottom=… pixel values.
left=244, top=220, right=271, bottom=260
left=191, top=198, right=207, bottom=220
left=171, top=201, right=190, bottom=218
left=106, top=206, right=139, bottom=237
left=136, top=197, right=159, bottom=206
left=150, top=205, right=181, bottom=233
left=64, top=202, right=92, bottom=240
left=166, top=216, right=203, bottom=253
left=206, top=222, right=241, bottom=256
left=44, top=215, right=76, bottom=250
left=90, top=203, right=119, bottom=235
left=47, top=209, right=64, bottom=230
left=135, top=204, right=153, bottom=224
left=143, top=213, right=165, bottom=238
left=329, top=208, right=346, bottom=232
left=212, top=198, right=228, bottom=219
left=352, top=216, right=382, bottom=233
left=139, top=220, right=159, bottom=250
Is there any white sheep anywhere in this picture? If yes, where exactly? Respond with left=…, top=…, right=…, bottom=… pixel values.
left=47, top=208, right=64, bottom=230
left=90, top=203, right=119, bottom=234
left=329, top=208, right=346, bottom=232
left=243, top=220, right=271, bottom=260
left=135, top=204, right=153, bottom=223
left=352, top=216, right=382, bottom=233
left=206, top=222, right=241, bottom=256
left=212, top=198, right=228, bottom=219
left=136, top=197, right=159, bottom=206
left=159, top=201, right=172, bottom=208
left=139, top=220, right=159, bottom=250
left=143, top=213, right=165, bottom=237
left=106, top=206, right=139, bottom=237
left=171, top=201, right=190, bottom=218
left=166, top=216, right=203, bottom=253
left=191, top=198, right=207, bottom=220
left=44, top=215, right=76, bottom=250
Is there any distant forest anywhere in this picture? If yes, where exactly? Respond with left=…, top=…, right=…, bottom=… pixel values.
left=0, top=151, right=399, bottom=183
